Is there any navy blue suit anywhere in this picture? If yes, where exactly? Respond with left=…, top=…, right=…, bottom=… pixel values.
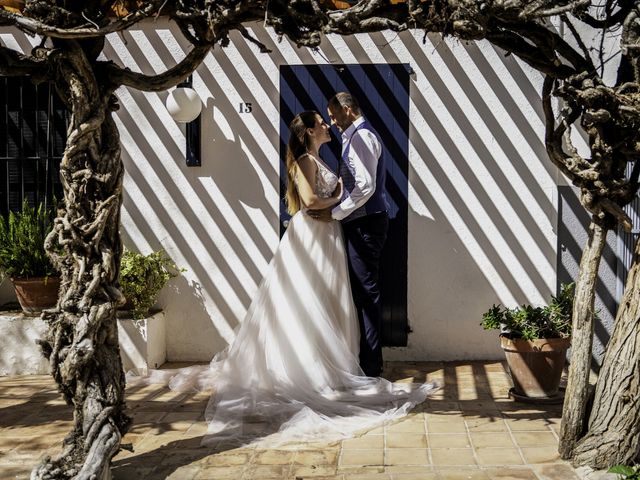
left=335, top=119, right=389, bottom=377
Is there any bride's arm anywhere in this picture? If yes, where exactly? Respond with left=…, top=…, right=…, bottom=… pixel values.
left=295, top=155, right=342, bottom=210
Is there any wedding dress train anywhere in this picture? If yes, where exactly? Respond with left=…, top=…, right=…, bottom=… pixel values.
left=132, top=155, right=438, bottom=447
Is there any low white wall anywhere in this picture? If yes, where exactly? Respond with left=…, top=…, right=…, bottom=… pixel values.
left=0, top=311, right=49, bottom=375
left=117, top=311, right=167, bottom=374
left=2, top=20, right=574, bottom=362
left=0, top=311, right=166, bottom=376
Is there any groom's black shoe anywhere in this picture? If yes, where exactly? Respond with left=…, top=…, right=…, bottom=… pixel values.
left=363, top=366, right=382, bottom=378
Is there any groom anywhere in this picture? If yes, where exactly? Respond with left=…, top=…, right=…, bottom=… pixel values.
left=309, top=92, right=390, bottom=378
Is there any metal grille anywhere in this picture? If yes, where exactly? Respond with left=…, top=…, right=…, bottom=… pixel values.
left=0, top=76, right=67, bottom=216
left=616, top=161, right=640, bottom=301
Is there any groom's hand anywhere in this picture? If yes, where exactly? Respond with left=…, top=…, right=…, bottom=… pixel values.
left=307, top=208, right=333, bottom=222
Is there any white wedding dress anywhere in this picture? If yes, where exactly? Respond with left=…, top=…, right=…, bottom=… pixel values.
left=133, top=154, right=438, bottom=447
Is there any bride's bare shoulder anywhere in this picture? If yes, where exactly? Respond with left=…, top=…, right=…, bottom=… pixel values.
left=295, top=153, right=317, bottom=170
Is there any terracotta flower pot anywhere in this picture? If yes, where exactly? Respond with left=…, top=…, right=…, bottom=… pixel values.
left=12, top=276, right=61, bottom=314
left=500, top=336, right=571, bottom=399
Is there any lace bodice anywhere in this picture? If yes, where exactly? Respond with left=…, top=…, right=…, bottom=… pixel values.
left=296, top=154, right=338, bottom=199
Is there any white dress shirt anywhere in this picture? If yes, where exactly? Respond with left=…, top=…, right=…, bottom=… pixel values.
left=331, top=117, right=382, bottom=221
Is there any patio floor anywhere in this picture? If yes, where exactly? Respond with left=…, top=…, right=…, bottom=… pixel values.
left=0, top=361, right=606, bottom=480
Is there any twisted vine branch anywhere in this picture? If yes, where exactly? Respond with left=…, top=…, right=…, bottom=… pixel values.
left=1, top=0, right=640, bottom=476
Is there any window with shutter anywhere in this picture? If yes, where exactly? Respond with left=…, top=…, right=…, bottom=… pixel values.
left=0, top=76, right=67, bottom=216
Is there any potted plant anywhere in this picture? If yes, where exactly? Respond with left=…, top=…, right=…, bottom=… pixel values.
left=481, top=283, right=574, bottom=402
left=0, top=200, right=60, bottom=314
left=118, top=249, right=182, bottom=319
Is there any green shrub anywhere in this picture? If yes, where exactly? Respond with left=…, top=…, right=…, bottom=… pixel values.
left=119, top=249, right=182, bottom=319
left=609, top=465, right=640, bottom=479
left=0, top=200, right=58, bottom=278
left=480, top=283, right=574, bottom=340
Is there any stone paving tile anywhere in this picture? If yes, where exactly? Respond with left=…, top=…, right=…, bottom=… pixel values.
left=127, top=400, right=181, bottom=412
left=129, top=410, right=166, bottom=424
left=384, top=447, right=429, bottom=466
left=469, top=432, right=514, bottom=448
left=194, top=464, right=247, bottom=479
left=511, top=431, right=558, bottom=447
left=533, top=463, right=582, bottom=480
left=389, top=473, right=439, bottom=480
left=294, top=448, right=340, bottom=465
left=184, top=421, right=209, bottom=436
left=429, top=434, right=472, bottom=448
left=151, top=389, right=190, bottom=403
left=173, top=399, right=210, bottom=413
left=504, top=417, right=555, bottom=431
left=242, top=463, right=291, bottom=479
left=385, top=416, right=426, bottom=433
left=466, top=417, right=509, bottom=433
left=0, top=363, right=595, bottom=480
left=302, top=476, right=344, bottom=480
left=430, top=448, right=477, bottom=466
left=290, top=463, right=338, bottom=477
left=519, top=446, right=562, bottom=464
left=204, top=449, right=252, bottom=466
left=125, top=384, right=170, bottom=401
left=340, top=449, right=384, bottom=467
left=0, top=463, right=33, bottom=480
left=428, top=421, right=468, bottom=434
left=426, top=412, right=462, bottom=423
left=338, top=466, right=386, bottom=476
left=386, top=433, right=427, bottom=448
left=438, top=469, right=491, bottom=480
left=425, top=400, right=462, bottom=411
left=475, top=447, right=524, bottom=466
left=111, top=463, right=156, bottom=480
left=366, top=426, right=385, bottom=435
left=342, top=435, right=385, bottom=450
left=340, top=474, right=391, bottom=480
left=482, top=467, right=539, bottom=479
left=253, top=448, right=295, bottom=465
left=385, top=465, right=435, bottom=474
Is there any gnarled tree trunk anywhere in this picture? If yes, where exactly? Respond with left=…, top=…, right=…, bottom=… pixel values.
left=0, top=0, right=637, bottom=476
left=559, top=219, right=608, bottom=458
left=33, top=39, right=129, bottom=480
left=572, top=234, right=640, bottom=468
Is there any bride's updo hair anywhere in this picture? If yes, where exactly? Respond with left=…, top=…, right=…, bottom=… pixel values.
left=285, top=111, right=319, bottom=215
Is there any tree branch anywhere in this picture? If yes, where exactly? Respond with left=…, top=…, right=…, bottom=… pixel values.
left=0, top=1, right=164, bottom=38
left=522, top=0, right=592, bottom=19
left=101, top=43, right=210, bottom=91
left=561, top=13, right=597, bottom=73
left=0, top=44, right=47, bottom=77
left=575, top=7, right=629, bottom=28
left=514, top=20, right=590, bottom=72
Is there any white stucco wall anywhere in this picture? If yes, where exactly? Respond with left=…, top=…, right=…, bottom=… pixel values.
left=1, top=19, right=567, bottom=361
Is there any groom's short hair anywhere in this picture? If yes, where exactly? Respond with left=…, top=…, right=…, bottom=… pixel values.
left=329, top=92, right=361, bottom=115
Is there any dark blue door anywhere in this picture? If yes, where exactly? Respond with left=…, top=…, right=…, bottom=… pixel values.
left=279, top=64, right=410, bottom=346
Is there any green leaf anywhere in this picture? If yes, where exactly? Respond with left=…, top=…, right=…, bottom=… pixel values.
left=480, top=282, right=576, bottom=339
left=119, top=248, right=183, bottom=319
left=608, top=465, right=636, bottom=476
left=0, top=199, right=59, bottom=278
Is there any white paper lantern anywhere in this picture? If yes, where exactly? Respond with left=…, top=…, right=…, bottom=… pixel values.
left=166, top=87, right=202, bottom=123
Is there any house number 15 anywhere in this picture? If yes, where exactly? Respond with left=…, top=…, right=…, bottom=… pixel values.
left=239, top=102, right=252, bottom=113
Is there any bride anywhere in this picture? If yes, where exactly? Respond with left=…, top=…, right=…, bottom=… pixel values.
left=135, top=111, right=438, bottom=447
